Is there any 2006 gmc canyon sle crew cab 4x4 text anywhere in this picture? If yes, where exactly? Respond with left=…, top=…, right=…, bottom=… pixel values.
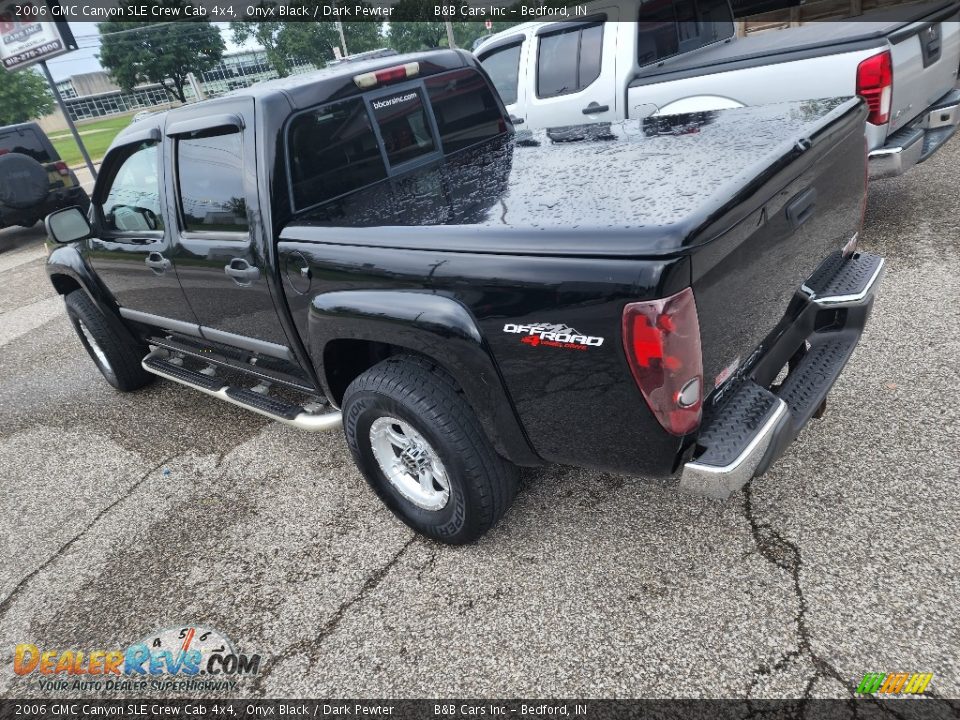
left=44, top=50, right=885, bottom=543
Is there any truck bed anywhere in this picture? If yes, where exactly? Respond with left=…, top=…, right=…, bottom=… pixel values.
left=278, top=96, right=869, bottom=477
left=282, top=97, right=863, bottom=258
left=632, top=1, right=959, bottom=85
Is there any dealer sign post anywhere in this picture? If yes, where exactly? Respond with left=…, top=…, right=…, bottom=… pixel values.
left=0, top=0, right=98, bottom=178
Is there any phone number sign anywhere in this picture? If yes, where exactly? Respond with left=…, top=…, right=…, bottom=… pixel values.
left=0, top=1, right=70, bottom=70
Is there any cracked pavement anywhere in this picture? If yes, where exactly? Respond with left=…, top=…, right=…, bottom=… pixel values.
left=1, top=138, right=959, bottom=701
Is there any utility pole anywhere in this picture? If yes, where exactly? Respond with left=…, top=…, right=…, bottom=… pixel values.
left=337, top=21, right=349, bottom=57
left=38, top=60, right=97, bottom=180
left=445, top=21, right=457, bottom=49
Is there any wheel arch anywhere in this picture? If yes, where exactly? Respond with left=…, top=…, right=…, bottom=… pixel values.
left=309, top=290, right=542, bottom=467
left=48, top=245, right=144, bottom=348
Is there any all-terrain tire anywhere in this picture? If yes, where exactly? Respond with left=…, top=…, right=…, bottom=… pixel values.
left=64, top=289, right=154, bottom=392
left=342, top=355, right=519, bottom=544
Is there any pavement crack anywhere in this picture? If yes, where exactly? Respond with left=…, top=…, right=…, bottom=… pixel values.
left=250, top=535, right=418, bottom=695
left=742, top=481, right=855, bottom=707
left=0, top=454, right=177, bottom=621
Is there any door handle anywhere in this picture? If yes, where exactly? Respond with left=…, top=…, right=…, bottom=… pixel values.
left=786, top=188, right=817, bottom=230
left=509, top=114, right=525, bottom=125
left=582, top=102, right=610, bottom=115
left=144, top=252, right=171, bottom=273
left=224, top=258, right=260, bottom=285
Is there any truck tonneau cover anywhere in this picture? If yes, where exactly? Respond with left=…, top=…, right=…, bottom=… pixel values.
left=282, top=97, right=863, bottom=257
left=632, top=1, right=959, bottom=86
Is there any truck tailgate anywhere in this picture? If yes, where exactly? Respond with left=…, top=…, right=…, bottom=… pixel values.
left=692, top=99, right=868, bottom=402
left=888, top=4, right=960, bottom=133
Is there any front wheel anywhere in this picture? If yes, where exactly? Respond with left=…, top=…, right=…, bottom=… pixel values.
left=65, top=289, right=154, bottom=392
left=342, top=356, right=518, bottom=544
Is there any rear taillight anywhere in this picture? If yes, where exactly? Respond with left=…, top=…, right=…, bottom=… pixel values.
left=856, top=51, right=892, bottom=125
left=54, top=161, right=70, bottom=176
left=353, top=62, right=420, bottom=89
left=622, top=287, right=703, bottom=436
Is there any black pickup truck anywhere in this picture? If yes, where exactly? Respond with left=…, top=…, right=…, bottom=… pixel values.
left=45, top=50, right=885, bottom=544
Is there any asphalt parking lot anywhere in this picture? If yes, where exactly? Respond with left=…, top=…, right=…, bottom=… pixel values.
left=1, top=138, right=958, bottom=702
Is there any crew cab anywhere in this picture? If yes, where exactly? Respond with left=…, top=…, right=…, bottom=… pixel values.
left=475, top=0, right=960, bottom=178
left=44, top=50, right=884, bottom=544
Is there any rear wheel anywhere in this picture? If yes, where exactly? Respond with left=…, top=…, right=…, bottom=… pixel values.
left=342, top=355, right=518, bottom=544
left=64, top=289, right=154, bottom=392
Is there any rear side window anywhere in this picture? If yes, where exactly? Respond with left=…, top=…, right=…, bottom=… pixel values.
left=536, top=23, right=604, bottom=99
left=370, top=89, right=436, bottom=166
left=0, top=126, right=52, bottom=163
left=287, top=97, right=387, bottom=211
left=478, top=42, right=522, bottom=105
left=177, top=131, right=248, bottom=232
left=426, top=69, right=505, bottom=154
left=637, top=0, right=734, bottom=66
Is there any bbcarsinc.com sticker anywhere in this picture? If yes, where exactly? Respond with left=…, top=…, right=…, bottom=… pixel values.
left=13, top=625, right=261, bottom=693
left=503, top=323, right=604, bottom=351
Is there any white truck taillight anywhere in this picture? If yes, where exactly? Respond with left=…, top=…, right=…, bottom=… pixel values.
left=622, top=287, right=703, bottom=436
left=353, top=62, right=420, bottom=89
left=856, top=51, right=892, bottom=125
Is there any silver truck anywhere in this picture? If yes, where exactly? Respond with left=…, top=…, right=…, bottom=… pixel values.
left=475, top=0, right=960, bottom=178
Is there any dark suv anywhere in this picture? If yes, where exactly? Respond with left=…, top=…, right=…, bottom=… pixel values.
left=0, top=122, right=90, bottom=230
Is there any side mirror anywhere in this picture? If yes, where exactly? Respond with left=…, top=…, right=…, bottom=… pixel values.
left=45, top=206, right=92, bottom=244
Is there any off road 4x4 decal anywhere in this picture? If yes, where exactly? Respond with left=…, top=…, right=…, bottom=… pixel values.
left=503, top=323, right=604, bottom=351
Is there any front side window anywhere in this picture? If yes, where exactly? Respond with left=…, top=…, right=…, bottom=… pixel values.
left=101, top=142, right=163, bottom=233
left=287, top=97, right=386, bottom=211
left=478, top=42, right=522, bottom=105
left=425, top=70, right=505, bottom=154
left=176, top=131, right=248, bottom=232
left=370, top=88, right=436, bottom=166
left=536, top=23, right=605, bottom=99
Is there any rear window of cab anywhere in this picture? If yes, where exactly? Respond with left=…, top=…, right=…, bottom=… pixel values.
left=286, top=68, right=506, bottom=213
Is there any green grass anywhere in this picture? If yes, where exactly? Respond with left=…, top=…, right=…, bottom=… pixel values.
left=48, top=114, right=135, bottom=168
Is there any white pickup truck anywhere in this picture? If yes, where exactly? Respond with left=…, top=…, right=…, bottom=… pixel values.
left=475, top=0, right=960, bottom=178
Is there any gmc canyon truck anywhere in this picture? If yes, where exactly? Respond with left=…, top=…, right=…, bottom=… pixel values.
left=475, top=0, right=960, bottom=178
left=44, top=50, right=885, bottom=544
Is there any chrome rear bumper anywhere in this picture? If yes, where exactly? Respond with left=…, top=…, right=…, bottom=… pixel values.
left=869, top=89, right=960, bottom=179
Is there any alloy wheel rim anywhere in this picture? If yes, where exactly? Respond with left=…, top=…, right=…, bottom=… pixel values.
left=369, top=416, right=450, bottom=511
left=78, top=320, right=112, bottom=373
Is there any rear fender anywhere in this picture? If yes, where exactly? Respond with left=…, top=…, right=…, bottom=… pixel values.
left=309, top=290, right=542, bottom=467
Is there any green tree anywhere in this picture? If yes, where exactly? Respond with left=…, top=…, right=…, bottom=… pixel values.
left=388, top=0, right=505, bottom=52
left=98, top=2, right=225, bottom=103
left=0, top=69, right=53, bottom=125
left=231, top=10, right=384, bottom=76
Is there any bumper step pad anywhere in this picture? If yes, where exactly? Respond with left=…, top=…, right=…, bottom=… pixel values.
left=681, top=251, right=885, bottom=499
left=680, top=384, right=788, bottom=499
left=778, top=337, right=857, bottom=427
left=141, top=350, right=341, bottom=432
left=921, top=125, right=956, bottom=161
left=693, top=383, right=781, bottom=470
left=804, top=251, right=884, bottom=305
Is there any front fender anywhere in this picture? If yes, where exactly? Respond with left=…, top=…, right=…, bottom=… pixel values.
left=46, top=243, right=109, bottom=306
left=309, top=290, right=542, bottom=467
left=47, top=243, right=141, bottom=346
